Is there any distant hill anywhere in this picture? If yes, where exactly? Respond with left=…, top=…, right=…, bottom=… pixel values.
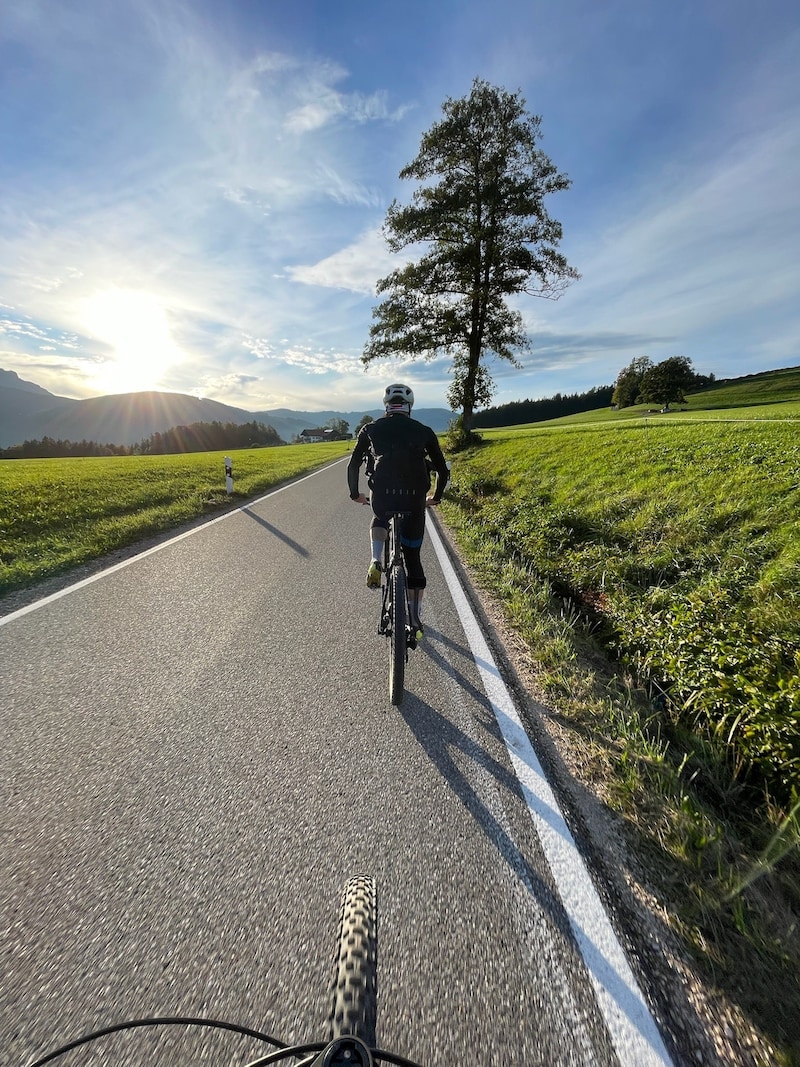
left=0, top=369, right=453, bottom=448
left=0, top=370, right=77, bottom=447
left=687, top=365, right=800, bottom=409
left=474, top=365, right=800, bottom=429
left=34, top=391, right=256, bottom=448
left=0, top=368, right=61, bottom=401
left=3, top=364, right=797, bottom=450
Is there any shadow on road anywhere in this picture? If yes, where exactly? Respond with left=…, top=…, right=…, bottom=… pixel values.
left=399, top=628, right=577, bottom=933
left=242, top=507, right=311, bottom=558
left=399, top=626, right=676, bottom=1062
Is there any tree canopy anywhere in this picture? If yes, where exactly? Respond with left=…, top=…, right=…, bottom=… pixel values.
left=138, top=420, right=283, bottom=454
left=612, top=356, right=653, bottom=408
left=362, top=79, right=578, bottom=427
left=638, top=356, right=697, bottom=409
left=325, top=417, right=350, bottom=437
left=612, top=356, right=711, bottom=409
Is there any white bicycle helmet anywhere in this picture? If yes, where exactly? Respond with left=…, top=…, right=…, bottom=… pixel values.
left=383, top=382, right=414, bottom=410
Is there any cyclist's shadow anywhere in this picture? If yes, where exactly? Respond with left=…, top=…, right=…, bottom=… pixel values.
left=242, top=506, right=311, bottom=557
left=398, top=626, right=571, bottom=935
left=398, top=628, right=682, bottom=1056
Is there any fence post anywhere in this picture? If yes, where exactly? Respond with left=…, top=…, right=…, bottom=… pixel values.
left=224, top=456, right=233, bottom=495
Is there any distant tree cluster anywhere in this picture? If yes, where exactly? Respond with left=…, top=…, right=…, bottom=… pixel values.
left=324, top=417, right=351, bottom=438
left=462, top=356, right=716, bottom=430
left=137, top=420, right=283, bottom=454
left=0, top=437, right=133, bottom=459
left=612, top=356, right=714, bottom=410
left=0, top=420, right=284, bottom=459
left=472, top=385, right=614, bottom=428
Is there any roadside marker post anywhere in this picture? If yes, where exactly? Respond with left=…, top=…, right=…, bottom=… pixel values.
left=224, top=456, right=233, bottom=495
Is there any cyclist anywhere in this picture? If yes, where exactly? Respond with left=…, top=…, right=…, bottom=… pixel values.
left=347, top=383, right=449, bottom=634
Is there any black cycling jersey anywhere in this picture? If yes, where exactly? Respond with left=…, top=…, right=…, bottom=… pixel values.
left=347, top=414, right=449, bottom=506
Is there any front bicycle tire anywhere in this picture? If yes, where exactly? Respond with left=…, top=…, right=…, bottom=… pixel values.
left=388, top=564, right=406, bottom=706
left=328, top=876, right=378, bottom=1046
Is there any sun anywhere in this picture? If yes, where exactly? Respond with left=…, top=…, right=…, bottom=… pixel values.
left=82, top=288, right=183, bottom=394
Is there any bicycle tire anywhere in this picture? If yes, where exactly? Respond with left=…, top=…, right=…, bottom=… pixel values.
left=389, top=563, right=406, bottom=706
left=328, top=876, right=378, bottom=1046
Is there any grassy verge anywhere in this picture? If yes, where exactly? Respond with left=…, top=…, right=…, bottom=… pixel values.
left=0, top=442, right=351, bottom=594
left=440, top=413, right=799, bottom=1063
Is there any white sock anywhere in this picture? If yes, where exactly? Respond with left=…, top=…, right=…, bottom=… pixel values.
left=371, top=529, right=387, bottom=562
left=411, top=589, right=424, bottom=619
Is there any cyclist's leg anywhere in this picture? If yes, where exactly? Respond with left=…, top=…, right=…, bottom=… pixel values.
left=369, top=512, right=388, bottom=561
left=399, top=509, right=426, bottom=632
left=367, top=511, right=388, bottom=588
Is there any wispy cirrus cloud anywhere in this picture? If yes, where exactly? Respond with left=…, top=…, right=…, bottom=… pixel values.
left=516, top=70, right=800, bottom=390
left=576, top=100, right=798, bottom=321
left=287, top=83, right=411, bottom=132
left=244, top=335, right=363, bottom=377
left=286, top=229, right=396, bottom=294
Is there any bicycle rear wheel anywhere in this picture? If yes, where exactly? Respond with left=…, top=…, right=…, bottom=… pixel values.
left=328, top=876, right=378, bottom=1046
left=388, top=563, right=406, bottom=706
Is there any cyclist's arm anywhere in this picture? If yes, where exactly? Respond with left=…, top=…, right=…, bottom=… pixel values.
left=426, top=433, right=449, bottom=502
left=347, top=430, right=369, bottom=499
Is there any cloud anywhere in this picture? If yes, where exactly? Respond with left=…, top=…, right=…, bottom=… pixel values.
left=0, top=313, right=82, bottom=352
left=286, top=229, right=396, bottom=293
left=279, top=58, right=410, bottom=133
left=285, top=80, right=348, bottom=134
left=522, top=329, right=675, bottom=363
left=196, top=372, right=260, bottom=398
left=561, top=108, right=800, bottom=335
left=0, top=4, right=404, bottom=354
left=0, top=317, right=55, bottom=344
left=286, top=88, right=410, bottom=132
left=244, top=334, right=363, bottom=377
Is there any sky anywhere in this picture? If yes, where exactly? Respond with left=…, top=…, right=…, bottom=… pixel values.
left=1, top=0, right=799, bottom=413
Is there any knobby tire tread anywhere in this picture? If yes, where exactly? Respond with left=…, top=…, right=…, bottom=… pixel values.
left=328, top=876, right=378, bottom=1046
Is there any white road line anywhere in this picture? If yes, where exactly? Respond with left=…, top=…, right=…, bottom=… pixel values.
left=428, top=519, right=675, bottom=1067
left=0, top=464, right=337, bottom=628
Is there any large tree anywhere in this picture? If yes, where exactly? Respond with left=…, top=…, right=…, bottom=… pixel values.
left=612, top=356, right=654, bottom=408
left=362, top=79, right=579, bottom=427
left=639, top=356, right=696, bottom=410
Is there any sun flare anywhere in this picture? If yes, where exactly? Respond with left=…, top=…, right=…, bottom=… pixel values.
left=82, top=289, right=183, bottom=394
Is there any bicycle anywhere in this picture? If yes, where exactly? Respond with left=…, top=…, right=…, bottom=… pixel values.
left=378, top=512, right=419, bottom=707
left=25, top=876, right=425, bottom=1067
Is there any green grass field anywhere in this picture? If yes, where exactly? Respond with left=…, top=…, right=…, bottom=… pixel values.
left=444, top=416, right=799, bottom=802
left=0, top=442, right=351, bottom=593
left=441, top=380, right=800, bottom=1062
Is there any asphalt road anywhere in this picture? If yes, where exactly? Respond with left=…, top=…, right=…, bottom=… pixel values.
left=1, top=459, right=673, bottom=1066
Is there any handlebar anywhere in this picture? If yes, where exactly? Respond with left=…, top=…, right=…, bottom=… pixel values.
left=26, top=1022, right=424, bottom=1067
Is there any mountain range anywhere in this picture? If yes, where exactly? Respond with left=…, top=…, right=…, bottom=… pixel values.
left=0, top=369, right=453, bottom=448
